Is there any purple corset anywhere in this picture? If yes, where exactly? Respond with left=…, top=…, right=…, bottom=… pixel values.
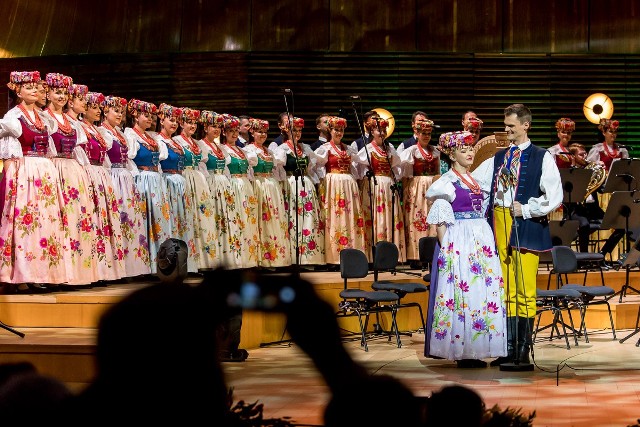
left=18, top=117, right=49, bottom=156
left=452, top=182, right=483, bottom=213
left=85, top=135, right=106, bottom=165
left=106, top=138, right=128, bottom=166
left=51, top=131, right=77, bottom=157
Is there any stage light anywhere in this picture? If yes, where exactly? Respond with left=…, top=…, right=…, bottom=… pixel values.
left=583, top=93, right=614, bottom=124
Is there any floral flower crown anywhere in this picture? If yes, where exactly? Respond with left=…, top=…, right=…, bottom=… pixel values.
left=221, top=113, right=240, bottom=129
left=101, top=95, right=127, bottom=111
left=598, top=118, right=619, bottom=133
left=464, top=117, right=483, bottom=132
left=438, top=131, right=476, bottom=155
left=328, top=116, right=347, bottom=129
left=86, top=91, right=105, bottom=106
left=45, top=73, right=73, bottom=90
left=555, top=117, right=575, bottom=132
left=128, top=98, right=157, bottom=115
left=158, top=103, right=182, bottom=119
left=69, top=84, right=89, bottom=98
left=7, top=71, right=41, bottom=91
left=179, top=107, right=200, bottom=123
left=199, top=110, right=221, bottom=127
left=415, top=119, right=435, bottom=133
left=249, top=118, right=269, bottom=132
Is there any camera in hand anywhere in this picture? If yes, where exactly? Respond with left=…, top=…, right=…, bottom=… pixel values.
left=225, top=272, right=297, bottom=311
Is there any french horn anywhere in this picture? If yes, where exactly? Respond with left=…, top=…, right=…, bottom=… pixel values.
left=584, top=161, right=607, bottom=201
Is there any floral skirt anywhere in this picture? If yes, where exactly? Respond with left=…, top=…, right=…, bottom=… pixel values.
left=135, top=170, right=171, bottom=274
left=253, top=176, right=291, bottom=267
left=285, top=175, right=325, bottom=265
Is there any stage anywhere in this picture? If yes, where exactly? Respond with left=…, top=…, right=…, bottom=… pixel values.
left=1, top=267, right=640, bottom=426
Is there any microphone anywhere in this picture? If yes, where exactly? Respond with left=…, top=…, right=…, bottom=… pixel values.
left=283, top=88, right=292, bottom=93
left=433, top=124, right=441, bottom=128
left=616, top=173, right=634, bottom=178
left=615, top=144, right=628, bottom=148
left=558, top=151, right=572, bottom=155
left=349, top=95, right=360, bottom=99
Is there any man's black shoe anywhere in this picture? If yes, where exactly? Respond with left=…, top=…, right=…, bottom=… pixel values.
left=489, top=356, right=512, bottom=367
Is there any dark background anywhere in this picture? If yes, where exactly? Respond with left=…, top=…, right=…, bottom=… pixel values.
left=1, top=0, right=638, bottom=153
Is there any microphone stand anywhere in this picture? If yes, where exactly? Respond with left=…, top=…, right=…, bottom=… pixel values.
left=377, top=121, right=404, bottom=263
left=352, top=99, right=377, bottom=260
left=499, top=165, right=534, bottom=372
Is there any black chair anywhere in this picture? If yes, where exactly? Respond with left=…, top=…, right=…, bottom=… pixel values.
left=418, top=236, right=438, bottom=287
left=551, top=245, right=616, bottom=342
left=337, top=248, right=401, bottom=352
left=370, top=241, right=429, bottom=334
left=534, top=287, right=583, bottom=349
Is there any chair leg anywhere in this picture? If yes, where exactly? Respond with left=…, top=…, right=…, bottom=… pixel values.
left=390, top=306, right=402, bottom=348
left=357, top=310, right=368, bottom=351
left=605, top=301, right=617, bottom=340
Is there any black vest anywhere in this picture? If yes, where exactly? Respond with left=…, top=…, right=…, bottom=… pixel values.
left=489, top=144, right=553, bottom=252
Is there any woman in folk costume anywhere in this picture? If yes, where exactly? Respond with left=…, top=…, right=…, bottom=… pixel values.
left=219, top=113, right=259, bottom=269
left=174, top=107, right=218, bottom=271
left=424, top=131, right=506, bottom=368
left=244, top=117, right=291, bottom=268
left=124, top=99, right=171, bottom=275
left=45, top=72, right=97, bottom=288
left=355, top=118, right=405, bottom=261
left=0, top=71, right=66, bottom=294
left=79, top=91, right=125, bottom=282
left=314, top=116, right=366, bottom=266
left=154, top=104, right=196, bottom=274
left=273, top=117, right=325, bottom=266
left=547, top=117, right=575, bottom=221
left=399, top=119, right=439, bottom=264
left=66, top=83, right=88, bottom=122
left=197, top=111, right=230, bottom=268
left=98, top=95, right=151, bottom=279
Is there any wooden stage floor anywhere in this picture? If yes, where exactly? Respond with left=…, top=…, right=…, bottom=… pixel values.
left=1, top=267, right=640, bottom=426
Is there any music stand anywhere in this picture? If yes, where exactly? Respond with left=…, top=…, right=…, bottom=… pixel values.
left=618, top=237, right=640, bottom=346
left=601, top=158, right=640, bottom=193
left=559, top=168, right=591, bottom=219
left=601, top=191, right=640, bottom=302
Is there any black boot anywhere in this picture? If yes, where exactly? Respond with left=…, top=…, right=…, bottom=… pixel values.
left=517, top=317, right=535, bottom=364
left=490, top=316, right=517, bottom=367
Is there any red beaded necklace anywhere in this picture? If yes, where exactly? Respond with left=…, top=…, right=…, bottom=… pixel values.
left=81, top=121, right=107, bottom=150
left=101, top=122, right=128, bottom=149
left=253, top=142, right=272, bottom=160
left=160, top=132, right=184, bottom=155
left=17, top=104, right=45, bottom=131
left=133, top=126, right=158, bottom=151
left=330, top=139, right=350, bottom=159
left=371, top=142, right=388, bottom=157
left=453, top=168, right=481, bottom=195
left=417, top=143, right=434, bottom=161
left=181, top=133, right=201, bottom=155
left=602, top=141, right=620, bottom=159
left=285, top=140, right=303, bottom=156
left=46, top=107, right=73, bottom=135
left=225, top=144, right=246, bottom=159
left=203, top=137, right=224, bottom=159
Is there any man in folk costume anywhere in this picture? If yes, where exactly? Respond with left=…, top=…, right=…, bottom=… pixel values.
left=473, top=104, right=562, bottom=367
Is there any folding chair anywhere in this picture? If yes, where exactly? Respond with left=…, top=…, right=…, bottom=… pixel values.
left=337, top=248, right=401, bottom=351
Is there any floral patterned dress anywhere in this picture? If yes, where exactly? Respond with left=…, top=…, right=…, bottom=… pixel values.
left=399, top=144, right=439, bottom=261
left=356, top=143, right=405, bottom=261
left=125, top=127, right=171, bottom=274
left=424, top=171, right=507, bottom=361
left=221, top=144, right=259, bottom=269
left=0, top=107, right=67, bottom=284
left=49, top=112, right=98, bottom=286
left=245, top=143, right=291, bottom=267
left=315, top=141, right=366, bottom=265
left=99, top=124, right=150, bottom=278
left=175, top=134, right=217, bottom=271
left=80, top=122, right=125, bottom=281
left=199, top=138, right=231, bottom=268
left=158, top=134, right=197, bottom=273
left=274, top=142, right=325, bottom=265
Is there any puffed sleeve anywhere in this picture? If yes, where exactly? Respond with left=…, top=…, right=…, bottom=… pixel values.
left=97, top=126, right=114, bottom=150
left=425, top=172, right=457, bottom=203
left=427, top=198, right=455, bottom=227
left=123, top=127, right=140, bottom=160
left=0, top=110, right=24, bottom=159
left=157, top=138, right=168, bottom=161
left=399, top=144, right=417, bottom=178
left=586, top=144, right=602, bottom=163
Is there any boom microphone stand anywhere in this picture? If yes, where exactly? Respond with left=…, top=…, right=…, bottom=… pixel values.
left=351, top=98, right=377, bottom=261
left=259, top=89, right=307, bottom=348
left=0, top=318, right=24, bottom=338
left=499, top=165, right=534, bottom=372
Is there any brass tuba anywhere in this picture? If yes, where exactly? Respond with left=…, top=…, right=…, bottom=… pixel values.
left=584, top=161, right=607, bottom=201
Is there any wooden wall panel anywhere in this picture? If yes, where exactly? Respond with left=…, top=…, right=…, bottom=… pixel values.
left=251, top=0, right=330, bottom=51
left=181, top=0, right=251, bottom=52
left=504, top=0, right=589, bottom=53
left=590, top=0, right=640, bottom=54
left=417, top=0, right=504, bottom=52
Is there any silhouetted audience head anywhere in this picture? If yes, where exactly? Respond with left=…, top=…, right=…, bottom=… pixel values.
left=427, top=385, right=484, bottom=427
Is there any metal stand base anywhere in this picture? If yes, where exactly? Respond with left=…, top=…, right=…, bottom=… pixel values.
left=499, top=361, right=534, bottom=372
